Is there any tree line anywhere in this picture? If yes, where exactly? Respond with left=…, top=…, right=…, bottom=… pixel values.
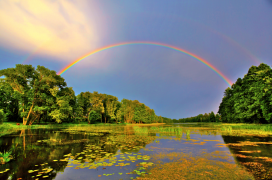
left=0, top=64, right=172, bottom=125
left=218, top=63, right=272, bottom=124
left=174, top=63, right=272, bottom=124
left=172, top=111, right=221, bottom=123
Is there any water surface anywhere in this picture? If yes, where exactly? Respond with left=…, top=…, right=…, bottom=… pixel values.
left=0, top=124, right=271, bottom=180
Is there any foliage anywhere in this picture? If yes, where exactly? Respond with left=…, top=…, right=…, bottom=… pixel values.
left=0, top=80, right=20, bottom=122
left=0, top=64, right=168, bottom=125
left=176, top=63, right=272, bottom=125
left=0, top=109, right=6, bottom=124
left=88, top=110, right=101, bottom=124
left=0, top=64, right=75, bottom=125
left=218, top=63, right=272, bottom=124
left=175, top=111, right=221, bottom=123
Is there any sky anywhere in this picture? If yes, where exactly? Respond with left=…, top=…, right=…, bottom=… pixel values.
left=0, top=0, right=272, bottom=119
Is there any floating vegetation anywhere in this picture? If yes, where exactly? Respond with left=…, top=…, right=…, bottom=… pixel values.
left=134, top=151, right=255, bottom=180
left=1, top=124, right=272, bottom=179
left=37, top=139, right=89, bottom=145
left=226, top=141, right=272, bottom=147
left=0, top=169, right=9, bottom=174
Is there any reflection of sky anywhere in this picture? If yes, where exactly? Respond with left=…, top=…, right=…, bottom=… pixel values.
left=1, top=126, right=270, bottom=179
left=140, top=133, right=236, bottom=164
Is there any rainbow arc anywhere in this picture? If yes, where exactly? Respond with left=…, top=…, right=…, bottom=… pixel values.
left=57, top=41, right=233, bottom=87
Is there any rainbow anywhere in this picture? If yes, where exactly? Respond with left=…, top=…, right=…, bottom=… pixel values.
left=58, top=41, right=232, bottom=86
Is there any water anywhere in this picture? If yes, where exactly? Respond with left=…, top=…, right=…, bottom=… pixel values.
left=0, top=124, right=271, bottom=180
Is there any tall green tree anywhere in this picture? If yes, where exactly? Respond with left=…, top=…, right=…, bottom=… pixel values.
left=49, top=87, right=75, bottom=124
left=88, top=110, right=101, bottom=124
left=0, top=109, right=6, bottom=124
left=215, top=113, right=220, bottom=122
left=0, top=64, right=72, bottom=125
left=252, top=63, right=272, bottom=123
left=0, top=79, right=20, bottom=122
left=133, top=102, right=142, bottom=123
left=218, top=87, right=235, bottom=123
left=210, top=111, right=215, bottom=122
left=218, top=63, right=272, bottom=123
left=104, top=95, right=119, bottom=123
left=90, top=91, right=105, bottom=123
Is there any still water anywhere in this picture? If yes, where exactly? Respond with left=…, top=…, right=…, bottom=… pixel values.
left=0, top=124, right=272, bottom=180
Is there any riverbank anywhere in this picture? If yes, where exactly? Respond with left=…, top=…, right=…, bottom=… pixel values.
left=126, top=123, right=166, bottom=126
left=0, top=122, right=167, bottom=137
left=210, top=123, right=272, bottom=136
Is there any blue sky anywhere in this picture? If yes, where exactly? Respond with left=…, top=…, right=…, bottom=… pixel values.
left=0, top=0, right=271, bottom=119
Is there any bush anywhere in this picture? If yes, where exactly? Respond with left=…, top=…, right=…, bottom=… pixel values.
left=0, top=109, right=6, bottom=124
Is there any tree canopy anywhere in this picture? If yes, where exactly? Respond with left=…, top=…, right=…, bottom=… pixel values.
left=0, top=64, right=169, bottom=125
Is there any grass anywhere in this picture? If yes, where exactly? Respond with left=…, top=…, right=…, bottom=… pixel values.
left=0, top=122, right=131, bottom=137
left=126, top=123, right=166, bottom=126
left=206, top=123, right=272, bottom=136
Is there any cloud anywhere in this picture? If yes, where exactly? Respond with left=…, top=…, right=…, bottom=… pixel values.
left=0, top=0, right=103, bottom=62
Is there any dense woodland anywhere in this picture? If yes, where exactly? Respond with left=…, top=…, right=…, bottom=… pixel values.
left=173, top=111, right=221, bottom=123
left=1, top=63, right=271, bottom=125
left=218, top=63, right=272, bottom=124
left=0, top=64, right=173, bottom=125
left=175, top=63, right=272, bottom=124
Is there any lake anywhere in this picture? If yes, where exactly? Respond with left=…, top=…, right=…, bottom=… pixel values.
left=0, top=123, right=272, bottom=180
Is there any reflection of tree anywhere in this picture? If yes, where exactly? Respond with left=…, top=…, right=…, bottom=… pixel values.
left=0, top=128, right=97, bottom=180
left=222, top=135, right=272, bottom=179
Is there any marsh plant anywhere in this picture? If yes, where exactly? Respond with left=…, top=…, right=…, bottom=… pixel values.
left=133, top=126, right=149, bottom=135
left=0, top=148, right=14, bottom=164
left=221, top=125, right=232, bottom=132
left=186, top=129, right=191, bottom=140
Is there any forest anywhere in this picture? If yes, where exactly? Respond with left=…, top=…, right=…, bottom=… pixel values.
left=1, top=63, right=271, bottom=126
left=175, top=63, right=272, bottom=124
left=0, top=64, right=173, bottom=125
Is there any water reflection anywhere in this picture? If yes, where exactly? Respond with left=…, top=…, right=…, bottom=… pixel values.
left=0, top=124, right=271, bottom=179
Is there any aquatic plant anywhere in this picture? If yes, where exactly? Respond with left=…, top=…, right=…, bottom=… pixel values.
left=0, top=149, right=14, bottom=164
left=135, top=151, right=255, bottom=180
left=133, top=126, right=149, bottom=135
left=221, top=125, right=232, bottom=132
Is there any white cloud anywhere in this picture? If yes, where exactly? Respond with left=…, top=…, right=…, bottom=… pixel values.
left=0, top=0, right=104, bottom=64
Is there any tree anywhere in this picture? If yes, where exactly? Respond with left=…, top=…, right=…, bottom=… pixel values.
left=218, top=63, right=272, bottom=124
left=115, top=101, right=123, bottom=123
left=0, top=64, right=72, bottom=125
left=104, top=95, right=119, bottom=123
left=0, top=79, right=20, bottom=122
left=49, top=87, right=75, bottom=124
left=88, top=110, right=101, bottom=124
left=218, top=87, right=235, bottom=123
left=90, top=91, right=105, bottom=123
left=210, top=111, right=215, bottom=122
left=121, top=99, right=134, bottom=123
left=133, top=103, right=142, bottom=124
left=252, top=64, right=272, bottom=123
left=0, top=109, right=6, bottom=124
left=215, top=113, right=220, bottom=122
left=75, top=91, right=92, bottom=121
left=141, top=104, right=150, bottom=123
